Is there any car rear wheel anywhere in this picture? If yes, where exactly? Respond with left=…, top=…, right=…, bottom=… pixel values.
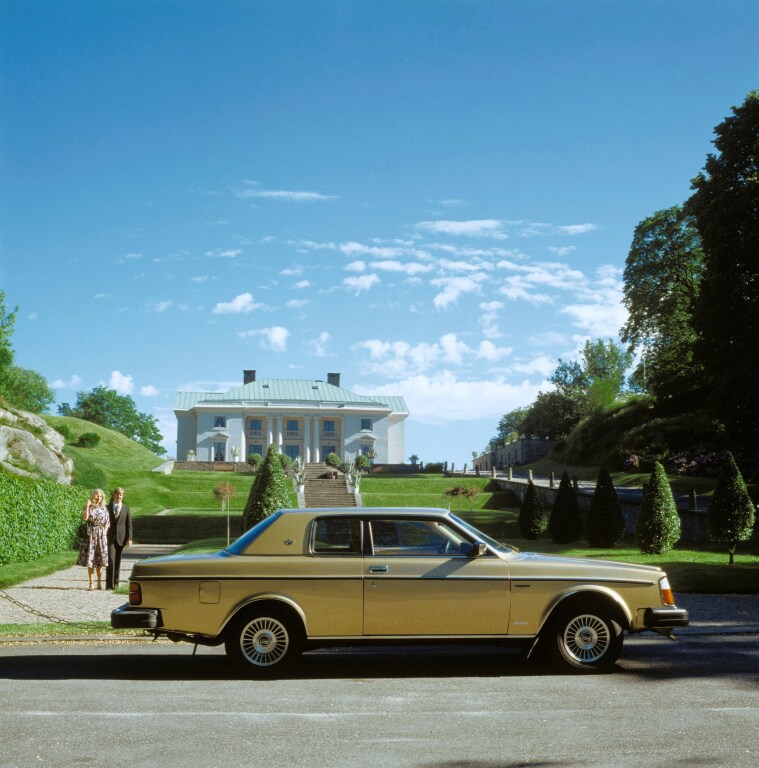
left=225, top=607, right=303, bottom=676
left=548, top=603, right=623, bottom=673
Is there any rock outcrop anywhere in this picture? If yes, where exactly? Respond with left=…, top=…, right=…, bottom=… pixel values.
left=0, top=407, right=73, bottom=484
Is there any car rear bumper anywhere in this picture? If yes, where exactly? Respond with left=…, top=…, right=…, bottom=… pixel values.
left=111, top=603, right=162, bottom=629
left=643, top=607, right=689, bottom=629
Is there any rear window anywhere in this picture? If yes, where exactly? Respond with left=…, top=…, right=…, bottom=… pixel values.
left=312, top=517, right=362, bottom=555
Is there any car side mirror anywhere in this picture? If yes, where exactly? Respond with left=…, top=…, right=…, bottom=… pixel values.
left=467, top=542, right=487, bottom=558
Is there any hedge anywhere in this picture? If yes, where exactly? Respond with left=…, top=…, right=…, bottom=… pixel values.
left=0, top=465, right=88, bottom=564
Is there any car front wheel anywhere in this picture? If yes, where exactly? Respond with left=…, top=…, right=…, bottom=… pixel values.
left=225, top=607, right=303, bottom=676
left=548, top=604, right=623, bottom=673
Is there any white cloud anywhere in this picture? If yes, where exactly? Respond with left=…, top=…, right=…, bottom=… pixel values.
left=294, top=280, right=311, bottom=289
left=430, top=275, right=486, bottom=309
left=51, top=374, right=82, bottom=390
left=354, top=372, right=543, bottom=423
left=286, top=299, right=309, bottom=308
left=140, top=385, right=160, bottom=396
left=479, top=301, right=503, bottom=339
left=237, top=182, right=337, bottom=202
left=309, top=332, right=331, bottom=357
left=340, top=242, right=406, bottom=258
left=557, top=223, right=597, bottom=236
left=205, top=249, right=243, bottom=258
left=150, top=300, right=173, bottom=313
left=345, top=260, right=366, bottom=272
left=344, top=274, right=380, bottom=293
left=512, top=355, right=556, bottom=376
left=238, top=326, right=290, bottom=352
left=549, top=246, right=576, bottom=257
left=191, top=275, right=210, bottom=283
left=476, top=340, right=513, bottom=362
left=415, top=219, right=508, bottom=239
left=108, top=370, right=134, bottom=395
left=280, top=267, right=303, bottom=276
left=212, top=293, right=264, bottom=315
left=371, top=260, right=433, bottom=276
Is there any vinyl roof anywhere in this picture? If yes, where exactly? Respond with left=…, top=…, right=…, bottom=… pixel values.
left=175, top=378, right=408, bottom=414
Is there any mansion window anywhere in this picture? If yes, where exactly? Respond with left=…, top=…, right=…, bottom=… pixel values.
left=248, top=444, right=263, bottom=457
left=286, top=419, right=299, bottom=437
left=248, top=418, right=263, bottom=437
left=322, top=420, right=335, bottom=436
left=213, top=416, right=226, bottom=429
left=360, top=418, right=372, bottom=431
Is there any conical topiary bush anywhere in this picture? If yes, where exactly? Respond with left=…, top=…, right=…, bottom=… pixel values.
left=518, top=479, right=547, bottom=540
left=636, top=461, right=681, bottom=554
left=241, top=444, right=292, bottom=532
left=587, top=465, right=625, bottom=547
left=549, top=471, right=582, bottom=544
left=708, top=452, right=756, bottom=565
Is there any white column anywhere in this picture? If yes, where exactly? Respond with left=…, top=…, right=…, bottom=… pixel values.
left=304, top=418, right=311, bottom=463
left=276, top=417, right=283, bottom=451
left=313, top=417, right=320, bottom=462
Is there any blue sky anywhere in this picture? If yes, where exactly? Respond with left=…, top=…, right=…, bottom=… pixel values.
left=1, top=0, right=756, bottom=464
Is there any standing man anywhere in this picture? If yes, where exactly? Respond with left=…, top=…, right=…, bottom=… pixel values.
left=106, top=487, right=132, bottom=590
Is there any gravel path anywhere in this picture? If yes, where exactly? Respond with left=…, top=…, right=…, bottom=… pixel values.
left=1, top=546, right=757, bottom=634
left=0, top=545, right=177, bottom=626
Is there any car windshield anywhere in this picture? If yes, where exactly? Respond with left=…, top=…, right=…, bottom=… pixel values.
left=449, top=513, right=516, bottom=554
left=225, top=511, right=283, bottom=555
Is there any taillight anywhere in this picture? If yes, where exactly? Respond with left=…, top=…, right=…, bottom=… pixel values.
left=659, top=576, right=675, bottom=606
left=128, top=582, right=142, bottom=606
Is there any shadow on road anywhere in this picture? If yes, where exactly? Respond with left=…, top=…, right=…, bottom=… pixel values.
left=1, top=635, right=756, bottom=684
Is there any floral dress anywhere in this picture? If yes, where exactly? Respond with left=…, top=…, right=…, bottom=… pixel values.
left=76, top=504, right=109, bottom=568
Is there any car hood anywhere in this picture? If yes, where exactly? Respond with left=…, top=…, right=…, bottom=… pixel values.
left=506, top=551, right=663, bottom=583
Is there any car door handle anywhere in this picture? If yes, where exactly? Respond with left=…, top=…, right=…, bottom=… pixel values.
left=369, top=565, right=388, bottom=573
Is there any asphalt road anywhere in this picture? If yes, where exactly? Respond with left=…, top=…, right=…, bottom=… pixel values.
left=1, top=632, right=756, bottom=768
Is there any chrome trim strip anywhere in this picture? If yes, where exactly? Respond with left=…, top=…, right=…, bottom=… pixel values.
left=310, top=634, right=534, bottom=641
left=510, top=576, right=654, bottom=586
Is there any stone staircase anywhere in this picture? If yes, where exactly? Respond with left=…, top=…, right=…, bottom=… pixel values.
left=303, top=463, right=357, bottom=508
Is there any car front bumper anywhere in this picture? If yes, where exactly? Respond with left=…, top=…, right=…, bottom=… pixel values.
left=643, top=607, right=689, bottom=630
left=111, top=603, right=162, bottom=629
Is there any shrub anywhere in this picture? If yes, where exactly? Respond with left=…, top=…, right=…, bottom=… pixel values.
left=586, top=465, right=625, bottom=547
left=324, top=452, right=341, bottom=469
left=548, top=471, right=582, bottom=543
left=708, top=451, right=756, bottom=565
left=241, top=445, right=291, bottom=532
left=355, top=454, right=371, bottom=471
left=422, top=462, right=445, bottom=474
left=279, top=453, right=292, bottom=470
left=0, top=465, right=87, bottom=564
left=518, top=480, right=546, bottom=540
left=246, top=452, right=263, bottom=468
left=636, top=461, right=681, bottom=554
left=75, top=432, right=101, bottom=448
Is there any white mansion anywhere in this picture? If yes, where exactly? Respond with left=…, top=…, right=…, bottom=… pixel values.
left=175, top=370, right=408, bottom=464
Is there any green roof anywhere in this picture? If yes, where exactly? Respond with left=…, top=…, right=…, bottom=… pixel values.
left=175, top=378, right=408, bottom=414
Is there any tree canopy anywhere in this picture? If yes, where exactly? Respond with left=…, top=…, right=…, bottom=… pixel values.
left=58, top=385, right=165, bottom=454
left=687, top=90, right=759, bottom=447
left=0, top=291, right=55, bottom=414
left=621, top=206, right=704, bottom=403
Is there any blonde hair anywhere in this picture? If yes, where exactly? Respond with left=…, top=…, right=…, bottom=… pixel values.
left=89, top=488, right=105, bottom=504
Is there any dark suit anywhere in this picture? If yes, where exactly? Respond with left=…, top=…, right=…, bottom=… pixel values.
left=106, top=501, right=132, bottom=589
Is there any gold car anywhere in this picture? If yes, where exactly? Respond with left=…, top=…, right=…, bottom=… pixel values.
left=112, top=507, right=688, bottom=675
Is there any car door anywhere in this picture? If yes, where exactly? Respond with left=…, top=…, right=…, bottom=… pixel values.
left=362, top=517, right=511, bottom=636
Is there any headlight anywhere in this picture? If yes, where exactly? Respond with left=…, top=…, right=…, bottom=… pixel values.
left=659, top=576, right=675, bottom=606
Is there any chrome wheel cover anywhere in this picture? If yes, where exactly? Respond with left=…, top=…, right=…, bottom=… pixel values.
left=239, top=617, right=290, bottom=667
left=562, top=614, right=610, bottom=664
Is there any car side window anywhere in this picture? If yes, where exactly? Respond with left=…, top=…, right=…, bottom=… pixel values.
left=312, top=517, right=362, bottom=556
left=369, top=519, right=469, bottom=557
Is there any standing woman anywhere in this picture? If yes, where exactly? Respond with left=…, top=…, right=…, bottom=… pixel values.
left=76, top=488, right=110, bottom=590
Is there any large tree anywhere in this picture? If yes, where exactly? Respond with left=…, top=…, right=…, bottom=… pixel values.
left=551, top=338, right=632, bottom=419
left=686, top=90, right=759, bottom=446
left=488, top=407, right=529, bottom=449
left=0, top=291, right=54, bottom=413
left=620, top=206, right=704, bottom=402
left=58, top=385, right=165, bottom=454
left=521, top=390, right=579, bottom=439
